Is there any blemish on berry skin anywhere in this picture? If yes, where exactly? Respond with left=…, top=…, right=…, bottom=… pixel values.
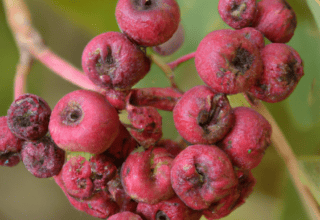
left=248, top=149, right=252, bottom=154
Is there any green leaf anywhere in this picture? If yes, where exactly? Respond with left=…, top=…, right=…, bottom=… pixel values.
left=306, top=0, right=320, bottom=30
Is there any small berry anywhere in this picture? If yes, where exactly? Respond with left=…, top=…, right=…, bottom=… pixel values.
left=155, top=139, right=183, bottom=158
left=137, top=196, right=202, bottom=220
left=218, top=0, right=257, bottom=29
left=218, top=107, right=272, bottom=170
left=115, top=0, right=181, bottom=46
left=7, top=93, right=51, bottom=140
left=236, top=27, right=265, bottom=50
left=108, top=211, right=143, bottom=220
left=82, top=32, right=150, bottom=90
left=253, top=0, right=297, bottom=43
left=153, top=23, right=185, bottom=56
left=105, top=89, right=129, bottom=111
left=0, top=116, right=23, bottom=167
left=195, top=29, right=263, bottom=94
left=249, top=43, right=304, bottom=103
left=170, top=145, right=238, bottom=210
left=121, top=147, right=175, bottom=204
left=49, top=90, right=120, bottom=154
left=173, top=85, right=234, bottom=145
left=21, top=135, right=65, bottom=178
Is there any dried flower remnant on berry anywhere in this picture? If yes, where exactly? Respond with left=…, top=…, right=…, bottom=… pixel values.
left=7, top=93, right=51, bottom=140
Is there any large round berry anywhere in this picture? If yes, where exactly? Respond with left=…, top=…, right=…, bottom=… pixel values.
left=253, top=0, right=297, bottom=43
left=115, top=0, right=180, bottom=47
left=0, top=116, right=23, bottom=167
left=49, top=90, right=120, bottom=154
left=171, top=145, right=238, bottom=210
left=249, top=43, right=304, bottom=103
left=82, top=32, right=150, bottom=90
left=173, top=85, right=234, bottom=145
left=195, top=29, right=263, bottom=94
left=7, top=93, right=51, bottom=140
left=218, top=107, right=272, bottom=170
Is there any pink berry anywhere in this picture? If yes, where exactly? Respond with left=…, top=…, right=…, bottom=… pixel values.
left=82, top=32, right=150, bottom=90
left=49, top=90, right=120, bottom=154
left=218, top=0, right=257, bottom=29
left=153, top=23, right=185, bottom=56
left=195, top=29, right=263, bottom=94
left=7, top=93, right=51, bottom=140
left=218, top=107, right=272, bottom=170
left=115, top=0, right=181, bottom=46
left=21, top=135, right=65, bottom=178
left=0, top=116, right=23, bottom=167
left=249, top=43, right=304, bottom=103
left=173, top=85, right=234, bottom=145
left=170, top=145, right=238, bottom=210
left=137, top=196, right=202, bottom=220
left=236, top=27, right=265, bottom=50
left=105, top=89, right=129, bottom=111
left=253, top=0, right=297, bottom=43
left=121, top=147, right=175, bottom=204
left=108, top=211, right=143, bottom=220
left=155, top=139, right=183, bottom=158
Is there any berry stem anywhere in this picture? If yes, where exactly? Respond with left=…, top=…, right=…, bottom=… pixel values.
left=252, top=102, right=320, bottom=219
left=3, top=0, right=99, bottom=93
left=150, top=54, right=183, bottom=93
left=167, top=51, right=196, bottom=70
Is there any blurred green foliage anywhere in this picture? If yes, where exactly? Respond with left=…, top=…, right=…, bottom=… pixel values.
left=0, top=0, right=319, bottom=219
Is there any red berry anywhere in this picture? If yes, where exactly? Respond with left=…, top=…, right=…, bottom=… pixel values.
left=173, top=85, right=234, bottom=144
left=218, top=107, right=272, bottom=170
left=195, top=29, right=263, bottom=94
left=115, top=0, right=180, bottom=46
left=253, top=0, right=297, bottom=43
left=21, top=135, right=65, bottom=178
left=171, top=145, right=238, bottom=210
left=7, top=93, right=51, bottom=140
left=237, top=27, right=265, bottom=50
left=49, top=90, right=120, bottom=154
left=108, top=211, right=143, bottom=220
left=121, top=147, right=175, bottom=204
left=218, top=0, right=257, bottom=29
left=82, top=32, right=150, bottom=90
left=249, top=43, right=304, bottom=103
left=0, top=116, right=23, bottom=167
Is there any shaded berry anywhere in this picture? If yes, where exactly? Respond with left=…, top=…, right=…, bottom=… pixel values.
left=21, top=135, right=65, bottom=178
left=82, top=32, right=150, bottom=90
left=218, top=107, right=272, bottom=170
left=195, top=29, right=263, bottom=94
left=249, top=43, right=304, bottom=103
left=49, top=90, right=120, bottom=154
left=155, top=139, right=183, bottom=158
left=173, top=85, right=234, bottom=145
left=170, top=145, right=238, bottom=210
left=7, top=93, right=51, bottom=140
left=218, top=0, right=257, bottom=29
left=115, top=0, right=181, bottom=47
left=0, top=116, right=23, bottom=167
left=253, top=0, right=297, bottom=43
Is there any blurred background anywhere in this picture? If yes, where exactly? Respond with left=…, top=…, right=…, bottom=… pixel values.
left=0, top=0, right=319, bottom=219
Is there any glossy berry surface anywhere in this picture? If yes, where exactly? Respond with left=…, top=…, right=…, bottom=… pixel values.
left=115, top=0, right=181, bottom=46
left=49, top=90, right=120, bottom=154
left=7, top=93, right=51, bottom=140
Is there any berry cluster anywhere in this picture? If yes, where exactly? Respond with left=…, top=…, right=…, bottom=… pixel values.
left=1, top=0, right=305, bottom=219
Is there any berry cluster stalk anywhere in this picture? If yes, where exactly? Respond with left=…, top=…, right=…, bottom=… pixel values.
left=3, top=0, right=320, bottom=218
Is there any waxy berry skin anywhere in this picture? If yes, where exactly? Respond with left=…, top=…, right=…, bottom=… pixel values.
left=7, top=93, right=51, bottom=140
left=21, top=135, right=65, bottom=178
left=253, top=0, right=297, bottom=43
left=108, top=211, right=143, bottom=220
left=0, top=116, right=23, bottom=167
left=237, top=27, right=265, bottom=50
left=136, top=196, right=202, bottom=220
left=218, top=0, right=257, bottom=29
left=195, top=29, right=263, bottom=94
left=121, top=147, right=175, bottom=204
left=49, top=90, right=120, bottom=154
left=173, top=85, right=234, bottom=145
left=115, top=0, right=180, bottom=47
left=171, top=145, right=238, bottom=210
left=82, top=32, right=150, bottom=90
left=249, top=43, right=304, bottom=103
left=218, top=107, right=272, bottom=170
